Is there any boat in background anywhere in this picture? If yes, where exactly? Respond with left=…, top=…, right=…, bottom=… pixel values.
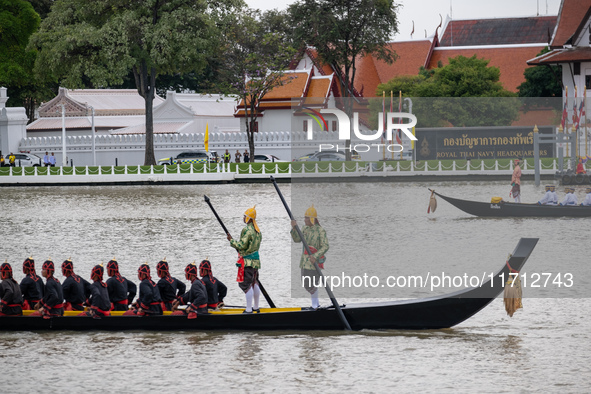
left=431, top=189, right=591, bottom=218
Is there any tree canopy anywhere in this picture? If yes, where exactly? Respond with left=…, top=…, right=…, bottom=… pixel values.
left=373, top=55, right=519, bottom=128
left=217, top=8, right=296, bottom=159
left=29, top=0, right=240, bottom=165
left=517, top=48, right=562, bottom=98
left=0, top=0, right=53, bottom=119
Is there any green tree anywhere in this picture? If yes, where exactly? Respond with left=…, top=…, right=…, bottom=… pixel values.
left=29, top=0, right=239, bottom=165
left=28, top=0, right=53, bottom=19
left=518, top=47, right=562, bottom=98
left=289, top=0, right=400, bottom=159
left=374, top=55, right=519, bottom=127
left=0, top=0, right=52, bottom=120
left=219, top=8, right=296, bottom=159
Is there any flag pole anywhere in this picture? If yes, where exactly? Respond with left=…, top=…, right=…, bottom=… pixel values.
left=398, top=90, right=402, bottom=160
left=575, top=86, right=579, bottom=158
left=390, top=91, right=394, bottom=160
left=585, top=86, right=588, bottom=157
left=382, top=90, right=388, bottom=160
left=566, top=86, right=570, bottom=159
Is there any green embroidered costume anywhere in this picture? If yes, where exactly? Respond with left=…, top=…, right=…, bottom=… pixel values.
left=291, top=224, right=329, bottom=270
left=231, top=222, right=262, bottom=269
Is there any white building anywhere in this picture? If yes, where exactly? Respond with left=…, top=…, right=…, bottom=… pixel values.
left=528, top=0, right=591, bottom=157
left=27, top=88, right=239, bottom=137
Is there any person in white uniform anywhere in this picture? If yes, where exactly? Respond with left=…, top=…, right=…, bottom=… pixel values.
left=538, top=185, right=558, bottom=205
left=580, top=187, right=591, bottom=206
left=560, top=187, right=578, bottom=206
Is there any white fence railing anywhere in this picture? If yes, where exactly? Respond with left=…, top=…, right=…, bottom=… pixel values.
left=0, top=159, right=566, bottom=185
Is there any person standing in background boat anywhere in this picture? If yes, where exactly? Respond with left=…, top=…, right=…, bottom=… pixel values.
left=172, top=263, right=208, bottom=319
left=0, top=262, right=23, bottom=316
left=537, top=185, right=558, bottom=205
left=61, top=258, right=91, bottom=311
left=199, top=259, right=227, bottom=310
left=106, top=259, right=137, bottom=311
left=560, top=187, right=578, bottom=205
left=576, top=157, right=587, bottom=174
left=511, top=159, right=522, bottom=203
left=291, top=205, right=329, bottom=311
left=581, top=187, right=591, bottom=206
left=156, top=259, right=186, bottom=311
left=79, top=265, right=110, bottom=319
left=228, top=205, right=262, bottom=314
left=20, top=257, right=44, bottom=310
left=128, top=264, right=162, bottom=316
left=35, top=259, right=64, bottom=319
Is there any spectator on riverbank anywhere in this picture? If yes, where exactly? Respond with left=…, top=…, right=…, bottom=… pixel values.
left=8, top=152, right=15, bottom=167
left=49, top=152, right=56, bottom=167
left=235, top=150, right=241, bottom=163
left=243, top=150, right=249, bottom=163
left=0, top=154, right=4, bottom=167
left=43, top=152, right=51, bottom=167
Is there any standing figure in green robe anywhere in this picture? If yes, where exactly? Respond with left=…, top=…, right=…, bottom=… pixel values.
left=228, top=206, right=262, bottom=314
left=291, top=205, right=329, bottom=310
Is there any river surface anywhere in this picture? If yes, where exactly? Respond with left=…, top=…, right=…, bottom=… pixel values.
left=0, top=181, right=589, bottom=393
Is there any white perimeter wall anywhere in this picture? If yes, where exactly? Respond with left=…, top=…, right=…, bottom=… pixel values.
left=19, top=130, right=395, bottom=166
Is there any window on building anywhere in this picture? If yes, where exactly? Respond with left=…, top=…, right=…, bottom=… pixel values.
left=574, top=62, right=581, bottom=75
left=303, top=120, right=308, bottom=132
left=332, top=121, right=338, bottom=132
left=253, top=122, right=258, bottom=133
left=586, top=75, right=591, bottom=90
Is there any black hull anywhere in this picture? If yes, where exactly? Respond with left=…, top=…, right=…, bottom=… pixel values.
left=434, top=191, right=591, bottom=217
left=0, top=239, right=538, bottom=332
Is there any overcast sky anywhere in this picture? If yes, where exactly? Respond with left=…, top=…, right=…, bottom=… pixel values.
left=246, top=0, right=562, bottom=41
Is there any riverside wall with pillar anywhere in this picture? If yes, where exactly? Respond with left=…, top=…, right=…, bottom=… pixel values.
left=0, top=87, right=28, bottom=157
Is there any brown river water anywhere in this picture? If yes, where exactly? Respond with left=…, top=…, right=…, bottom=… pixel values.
left=0, top=181, right=589, bottom=393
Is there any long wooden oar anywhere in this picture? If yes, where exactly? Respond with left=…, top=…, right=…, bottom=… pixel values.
left=269, top=176, right=352, bottom=331
left=204, top=195, right=276, bottom=309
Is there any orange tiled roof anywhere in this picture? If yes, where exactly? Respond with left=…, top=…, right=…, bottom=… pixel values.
left=351, top=53, right=381, bottom=97
left=428, top=46, right=547, bottom=92
left=234, top=72, right=334, bottom=117
left=551, top=0, right=591, bottom=48
left=511, top=108, right=559, bottom=126
left=366, top=40, right=434, bottom=96
left=261, top=71, right=311, bottom=100
left=234, top=109, right=264, bottom=117
left=440, top=17, right=556, bottom=47
left=528, top=47, right=591, bottom=65
left=308, top=41, right=434, bottom=98
left=307, top=76, right=332, bottom=97
left=305, top=48, right=338, bottom=76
